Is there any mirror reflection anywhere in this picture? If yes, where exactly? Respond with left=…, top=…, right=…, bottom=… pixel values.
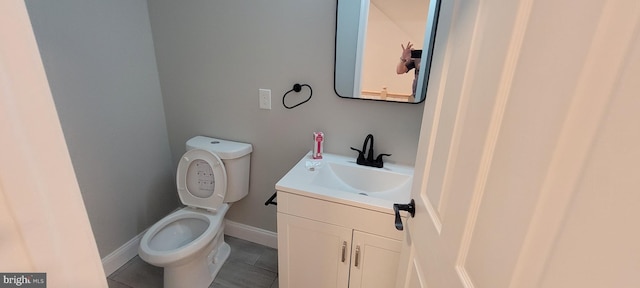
left=334, top=0, right=440, bottom=103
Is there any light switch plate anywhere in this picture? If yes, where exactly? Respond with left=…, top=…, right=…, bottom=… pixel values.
left=259, top=89, right=271, bottom=110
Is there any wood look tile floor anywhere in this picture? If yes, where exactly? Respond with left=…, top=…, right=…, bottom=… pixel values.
left=107, top=236, right=279, bottom=288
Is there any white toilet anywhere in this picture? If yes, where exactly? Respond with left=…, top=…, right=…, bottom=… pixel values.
left=138, top=136, right=252, bottom=288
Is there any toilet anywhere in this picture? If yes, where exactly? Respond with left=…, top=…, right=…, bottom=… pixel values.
left=138, top=136, right=252, bottom=288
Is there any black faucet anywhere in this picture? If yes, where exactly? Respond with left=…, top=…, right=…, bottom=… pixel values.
left=350, top=134, right=391, bottom=168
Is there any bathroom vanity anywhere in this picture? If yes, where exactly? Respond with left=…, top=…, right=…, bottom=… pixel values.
left=275, top=152, right=413, bottom=288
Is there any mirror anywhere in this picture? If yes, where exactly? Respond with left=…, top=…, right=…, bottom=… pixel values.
left=334, top=0, right=441, bottom=103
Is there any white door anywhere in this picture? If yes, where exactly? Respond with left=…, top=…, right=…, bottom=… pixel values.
left=396, top=0, right=640, bottom=287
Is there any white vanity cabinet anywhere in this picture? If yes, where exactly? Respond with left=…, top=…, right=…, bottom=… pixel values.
left=277, top=191, right=405, bottom=288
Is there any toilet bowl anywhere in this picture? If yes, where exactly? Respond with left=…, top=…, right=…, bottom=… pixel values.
left=138, top=136, right=252, bottom=288
left=139, top=206, right=229, bottom=288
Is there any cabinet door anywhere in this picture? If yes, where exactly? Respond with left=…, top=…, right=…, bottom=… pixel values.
left=277, top=213, right=352, bottom=288
left=348, top=230, right=402, bottom=288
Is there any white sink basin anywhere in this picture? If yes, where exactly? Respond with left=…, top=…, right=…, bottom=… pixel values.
left=276, top=152, right=414, bottom=213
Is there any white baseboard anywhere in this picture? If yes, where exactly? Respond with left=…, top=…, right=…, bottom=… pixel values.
left=101, top=229, right=147, bottom=276
left=101, top=220, right=277, bottom=276
left=224, top=220, right=278, bottom=249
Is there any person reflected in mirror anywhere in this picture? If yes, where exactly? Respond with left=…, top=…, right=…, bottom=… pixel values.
left=396, top=41, right=421, bottom=97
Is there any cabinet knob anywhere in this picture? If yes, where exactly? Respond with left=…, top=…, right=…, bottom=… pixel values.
left=393, top=199, right=415, bottom=231
left=341, top=241, right=347, bottom=262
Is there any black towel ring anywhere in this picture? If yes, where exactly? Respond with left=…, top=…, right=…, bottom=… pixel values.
left=282, top=83, right=313, bottom=109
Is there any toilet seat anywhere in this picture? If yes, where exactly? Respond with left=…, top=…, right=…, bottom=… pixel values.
left=176, top=149, right=227, bottom=211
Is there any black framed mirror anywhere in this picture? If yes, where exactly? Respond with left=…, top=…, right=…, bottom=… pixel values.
left=334, top=0, right=441, bottom=103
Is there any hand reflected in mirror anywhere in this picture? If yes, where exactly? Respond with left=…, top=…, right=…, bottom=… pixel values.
left=400, top=42, right=413, bottom=64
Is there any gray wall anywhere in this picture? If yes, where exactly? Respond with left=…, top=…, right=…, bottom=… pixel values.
left=26, top=0, right=178, bottom=257
left=147, top=0, right=424, bottom=232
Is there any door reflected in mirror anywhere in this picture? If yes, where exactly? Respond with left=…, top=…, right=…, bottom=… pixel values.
left=334, top=0, right=441, bottom=103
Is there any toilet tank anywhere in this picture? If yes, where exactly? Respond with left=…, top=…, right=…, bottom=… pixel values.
left=186, top=136, right=252, bottom=203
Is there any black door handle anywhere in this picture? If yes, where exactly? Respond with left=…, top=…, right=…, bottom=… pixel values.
left=393, top=199, right=415, bottom=231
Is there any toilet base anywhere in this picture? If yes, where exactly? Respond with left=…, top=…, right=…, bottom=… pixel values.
left=163, top=236, right=231, bottom=288
left=210, top=242, right=231, bottom=283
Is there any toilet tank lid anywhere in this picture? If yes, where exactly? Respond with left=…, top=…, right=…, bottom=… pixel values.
left=186, top=136, right=252, bottom=159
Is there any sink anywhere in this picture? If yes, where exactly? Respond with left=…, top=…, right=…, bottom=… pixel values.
left=312, top=161, right=411, bottom=194
left=276, top=152, right=414, bottom=213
